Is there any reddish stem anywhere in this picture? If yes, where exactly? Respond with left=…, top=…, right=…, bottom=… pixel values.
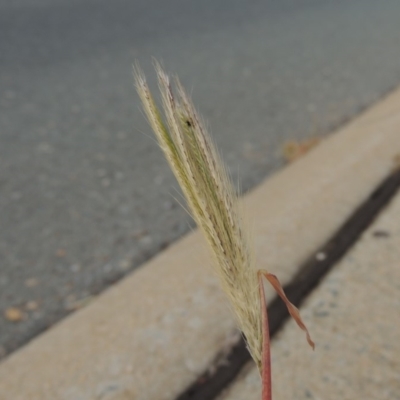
left=258, top=272, right=272, bottom=400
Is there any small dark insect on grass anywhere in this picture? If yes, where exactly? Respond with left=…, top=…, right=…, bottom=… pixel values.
left=134, top=62, right=314, bottom=400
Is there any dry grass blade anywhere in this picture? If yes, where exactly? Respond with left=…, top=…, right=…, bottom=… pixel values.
left=263, top=272, right=315, bottom=349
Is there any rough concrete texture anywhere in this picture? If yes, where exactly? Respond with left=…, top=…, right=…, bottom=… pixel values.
left=0, top=89, right=400, bottom=399
left=219, top=183, right=400, bottom=400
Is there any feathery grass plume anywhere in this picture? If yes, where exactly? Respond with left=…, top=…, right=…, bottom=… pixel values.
left=134, top=63, right=314, bottom=378
left=134, top=63, right=263, bottom=368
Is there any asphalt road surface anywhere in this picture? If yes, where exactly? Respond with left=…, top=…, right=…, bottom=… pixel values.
left=1, top=0, right=400, bottom=358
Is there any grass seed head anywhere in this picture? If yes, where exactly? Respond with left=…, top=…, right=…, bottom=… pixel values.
left=134, top=63, right=264, bottom=369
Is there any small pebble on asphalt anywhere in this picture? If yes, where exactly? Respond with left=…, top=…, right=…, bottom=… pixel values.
left=24, top=278, right=39, bottom=288
left=4, top=307, right=24, bottom=322
left=25, top=301, right=39, bottom=311
left=55, top=248, right=66, bottom=258
left=70, top=264, right=81, bottom=273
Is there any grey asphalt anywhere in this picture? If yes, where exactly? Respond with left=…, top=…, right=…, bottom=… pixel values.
left=1, top=0, right=400, bottom=358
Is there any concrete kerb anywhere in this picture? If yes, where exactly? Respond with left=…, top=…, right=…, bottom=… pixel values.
left=1, top=88, right=400, bottom=400
left=218, top=175, right=400, bottom=400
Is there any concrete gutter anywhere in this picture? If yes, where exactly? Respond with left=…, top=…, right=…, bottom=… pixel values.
left=1, top=88, right=400, bottom=400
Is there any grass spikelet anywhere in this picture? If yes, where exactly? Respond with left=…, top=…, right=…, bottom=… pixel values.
left=134, top=63, right=263, bottom=368
left=134, top=63, right=314, bottom=379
